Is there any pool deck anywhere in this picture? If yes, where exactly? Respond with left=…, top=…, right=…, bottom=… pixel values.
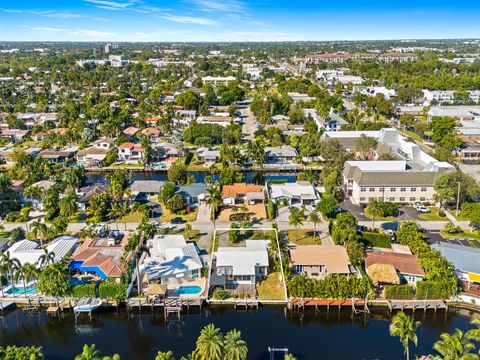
left=166, top=278, right=207, bottom=299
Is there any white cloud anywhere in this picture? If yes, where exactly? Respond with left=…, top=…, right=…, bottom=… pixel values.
left=159, top=14, right=217, bottom=25
left=29, top=26, right=119, bottom=39
left=28, top=11, right=84, bottom=18
left=190, top=0, right=245, bottom=14
left=83, top=0, right=139, bottom=10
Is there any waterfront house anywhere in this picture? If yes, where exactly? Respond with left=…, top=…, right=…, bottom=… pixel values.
left=140, top=235, right=203, bottom=285
left=6, top=236, right=78, bottom=267
left=221, top=183, right=265, bottom=206
left=264, top=145, right=298, bottom=164
left=38, top=147, right=77, bottom=163
left=118, top=142, right=144, bottom=163
left=289, top=245, right=352, bottom=280
left=141, top=127, right=162, bottom=142
left=156, top=142, right=180, bottom=159
left=76, top=146, right=109, bottom=167
left=267, top=181, right=319, bottom=206
left=123, top=126, right=140, bottom=139
left=365, top=250, right=425, bottom=286
left=213, top=240, right=269, bottom=287
left=430, top=242, right=480, bottom=292
left=130, top=180, right=164, bottom=197
left=70, top=231, right=129, bottom=282
left=76, top=183, right=109, bottom=211
left=196, top=147, right=221, bottom=165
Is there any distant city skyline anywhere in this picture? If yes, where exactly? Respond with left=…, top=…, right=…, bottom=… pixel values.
left=0, top=0, right=479, bottom=42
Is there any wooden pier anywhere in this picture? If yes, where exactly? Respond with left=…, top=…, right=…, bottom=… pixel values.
left=289, top=298, right=368, bottom=313
left=387, top=299, right=448, bottom=314
left=126, top=297, right=203, bottom=320
left=234, top=300, right=259, bottom=310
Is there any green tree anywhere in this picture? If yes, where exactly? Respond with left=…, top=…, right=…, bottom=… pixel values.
left=166, top=194, right=186, bottom=214
left=159, top=182, right=176, bottom=204
left=196, top=324, right=224, bottom=360
left=316, top=194, right=339, bottom=218
left=155, top=351, right=175, bottom=360
left=308, top=211, right=321, bottom=239
left=366, top=199, right=384, bottom=229
left=30, top=220, right=48, bottom=246
left=0, top=345, right=43, bottom=360
left=168, top=162, right=188, bottom=185
left=284, top=354, right=297, bottom=360
left=36, top=261, right=71, bottom=297
left=60, top=191, right=78, bottom=218
left=224, top=330, right=248, bottom=360
left=75, top=344, right=101, bottom=360
left=389, top=311, right=420, bottom=360
left=289, top=208, right=305, bottom=242
left=205, top=183, right=222, bottom=234
left=431, top=329, right=478, bottom=360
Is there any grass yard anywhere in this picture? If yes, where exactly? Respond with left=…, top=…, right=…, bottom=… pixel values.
left=118, top=211, right=144, bottom=223
left=160, top=228, right=201, bottom=242
left=287, top=229, right=322, bottom=245
left=360, top=231, right=391, bottom=249
left=440, top=230, right=480, bottom=241
left=364, top=208, right=395, bottom=221
left=160, top=206, right=198, bottom=222
left=418, top=207, right=447, bottom=221
left=257, top=272, right=286, bottom=300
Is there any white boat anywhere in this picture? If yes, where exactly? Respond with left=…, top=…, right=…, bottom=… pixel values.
left=73, top=298, right=103, bottom=312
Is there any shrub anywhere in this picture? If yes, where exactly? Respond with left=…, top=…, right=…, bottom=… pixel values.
left=416, top=281, right=453, bottom=299
left=71, top=283, right=97, bottom=298
left=384, top=285, right=415, bottom=300
left=98, top=281, right=127, bottom=301
left=360, top=232, right=391, bottom=249
left=10, top=227, right=26, bottom=242
left=212, top=287, right=230, bottom=300
left=444, top=221, right=462, bottom=234
left=377, top=202, right=399, bottom=217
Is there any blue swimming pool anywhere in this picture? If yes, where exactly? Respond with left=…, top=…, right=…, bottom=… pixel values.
left=174, top=285, right=202, bottom=295
left=5, top=284, right=37, bottom=296
left=70, top=278, right=90, bottom=286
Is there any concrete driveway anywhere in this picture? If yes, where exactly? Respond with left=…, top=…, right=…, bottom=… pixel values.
left=194, top=202, right=211, bottom=223
left=340, top=199, right=368, bottom=221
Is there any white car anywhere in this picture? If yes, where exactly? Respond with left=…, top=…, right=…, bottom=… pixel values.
left=415, top=205, right=430, bottom=213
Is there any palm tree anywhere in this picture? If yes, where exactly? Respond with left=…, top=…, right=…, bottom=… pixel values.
left=184, top=223, right=192, bottom=240
left=139, top=221, right=156, bottom=240
left=108, top=202, right=122, bottom=231
left=136, top=243, right=151, bottom=296
left=284, top=354, right=297, bottom=360
left=155, top=351, right=175, bottom=360
left=196, top=324, right=224, bottom=360
left=246, top=139, right=265, bottom=168
left=3, top=256, right=21, bottom=298
left=389, top=311, right=420, bottom=360
left=366, top=199, right=384, bottom=229
left=75, top=344, right=101, bottom=360
left=431, top=329, right=478, bottom=360
left=205, top=183, right=222, bottom=234
left=0, top=260, right=8, bottom=297
left=30, top=219, right=48, bottom=246
left=224, top=329, right=248, bottom=360
left=39, top=248, right=56, bottom=268
left=180, top=351, right=201, bottom=360
left=288, top=208, right=305, bottom=242
left=60, top=191, right=78, bottom=218
left=308, top=211, right=321, bottom=239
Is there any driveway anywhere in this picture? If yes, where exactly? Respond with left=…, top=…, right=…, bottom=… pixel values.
left=340, top=199, right=368, bottom=221
left=194, top=202, right=211, bottom=224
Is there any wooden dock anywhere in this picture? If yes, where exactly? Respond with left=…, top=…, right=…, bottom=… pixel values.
left=234, top=300, right=259, bottom=310
left=387, top=299, right=448, bottom=313
left=289, top=298, right=368, bottom=312
left=127, top=297, right=202, bottom=320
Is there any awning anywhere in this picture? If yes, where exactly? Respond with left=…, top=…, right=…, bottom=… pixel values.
left=468, top=273, right=480, bottom=283
left=146, top=284, right=167, bottom=296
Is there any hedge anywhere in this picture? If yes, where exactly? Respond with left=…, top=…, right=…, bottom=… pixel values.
left=384, top=285, right=415, bottom=300
left=360, top=232, right=391, bottom=249
left=416, top=281, right=453, bottom=299
left=98, top=282, right=128, bottom=301
left=71, top=283, right=97, bottom=298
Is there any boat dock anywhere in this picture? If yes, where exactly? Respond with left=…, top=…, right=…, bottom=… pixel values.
left=289, top=298, right=369, bottom=314
left=386, top=299, right=449, bottom=313
left=234, top=300, right=259, bottom=310
left=126, top=297, right=203, bottom=320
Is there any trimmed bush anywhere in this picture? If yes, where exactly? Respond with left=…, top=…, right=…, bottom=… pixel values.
left=98, top=281, right=127, bottom=301
left=384, top=285, right=415, bottom=300
left=360, top=232, right=391, bottom=249
left=71, top=283, right=97, bottom=298
left=416, top=281, right=452, bottom=299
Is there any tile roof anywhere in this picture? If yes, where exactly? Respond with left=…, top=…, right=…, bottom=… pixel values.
left=365, top=251, right=425, bottom=277
left=289, top=245, right=351, bottom=274
left=222, top=183, right=263, bottom=198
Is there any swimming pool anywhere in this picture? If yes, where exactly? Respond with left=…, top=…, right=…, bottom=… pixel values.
left=5, top=284, right=37, bottom=296
left=70, top=278, right=90, bottom=286
left=174, top=285, right=202, bottom=295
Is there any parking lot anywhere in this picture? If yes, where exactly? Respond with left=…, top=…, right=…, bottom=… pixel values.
left=424, top=231, right=480, bottom=247
left=340, top=199, right=424, bottom=222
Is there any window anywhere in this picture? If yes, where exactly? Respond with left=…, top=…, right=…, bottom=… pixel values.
left=379, top=197, right=384, bottom=201
left=379, top=187, right=384, bottom=192
left=390, top=188, right=396, bottom=192
left=411, top=187, right=417, bottom=192
left=361, top=188, right=366, bottom=192
left=421, top=187, right=427, bottom=192
left=389, top=197, right=395, bottom=202
left=369, top=197, right=375, bottom=201
left=360, top=197, right=365, bottom=201
left=400, top=188, right=406, bottom=192
left=400, top=197, right=405, bottom=201
left=410, top=197, right=416, bottom=201
left=420, top=197, right=426, bottom=202
left=369, top=188, right=375, bottom=192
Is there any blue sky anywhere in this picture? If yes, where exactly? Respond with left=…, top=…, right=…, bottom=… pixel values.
left=0, top=0, right=479, bottom=42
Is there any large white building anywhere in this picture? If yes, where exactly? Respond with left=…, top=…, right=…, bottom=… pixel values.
left=323, top=128, right=455, bottom=204
left=423, top=90, right=480, bottom=105
left=201, top=76, right=236, bottom=86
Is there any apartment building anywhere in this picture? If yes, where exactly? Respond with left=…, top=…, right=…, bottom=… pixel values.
left=334, top=128, right=454, bottom=204
left=423, top=90, right=480, bottom=105
left=201, top=76, right=236, bottom=86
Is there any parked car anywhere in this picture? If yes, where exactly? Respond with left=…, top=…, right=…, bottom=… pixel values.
left=170, top=217, right=185, bottom=224
left=414, top=203, right=430, bottom=213
left=384, top=229, right=394, bottom=236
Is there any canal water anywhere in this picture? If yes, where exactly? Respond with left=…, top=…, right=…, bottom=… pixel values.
left=0, top=306, right=478, bottom=360
left=85, top=171, right=298, bottom=185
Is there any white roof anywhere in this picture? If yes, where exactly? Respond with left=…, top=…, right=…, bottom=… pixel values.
left=322, top=130, right=380, bottom=139
left=6, top=236, right=77, bottom=267
left=140, top=235, right=203, bottom=281
left=269, top=182, right=318, bottom=201
left=344, top=160, right=407, bottom=171
left=215, top=240, right=269, bottom=276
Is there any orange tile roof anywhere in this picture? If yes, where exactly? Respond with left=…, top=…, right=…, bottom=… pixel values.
left=123, top=126, right=139, bottom=136
left=222, top=183, right=263, bottom=198
left=119, top=142, right=135, bottom=150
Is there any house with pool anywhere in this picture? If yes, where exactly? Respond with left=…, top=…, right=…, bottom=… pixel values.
left=70, top=231, right=129, bottom=283
left=139, top=234, right=204, bottom=287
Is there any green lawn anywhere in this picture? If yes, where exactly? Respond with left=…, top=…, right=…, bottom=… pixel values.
left=440, top=230, right=480, bottom=240
left=160, top=228, right=201, bottom=242
left=287, top=229, right=321, bottom=245
left=118, top=211, right=144, bottom=223
left=257, top=272, right=286, bottom=300
left=364, top=208, right=395, bottom=221
left=418, top=207, right=447, bottom=221
left=160, top=206, right=198, bottom=222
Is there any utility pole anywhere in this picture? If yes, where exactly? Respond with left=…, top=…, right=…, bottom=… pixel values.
left=456, top=181, right=461, bottom=217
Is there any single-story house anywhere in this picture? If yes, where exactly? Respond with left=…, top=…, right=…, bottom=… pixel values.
left=265, top=145, right=298, bottom=163
left=175, top=184, right=207, bottom=205
left=130, top=180, right=164, bottom=197
left=267, top=181, right=319, bottom=205
left=140, top=235, right=203, bottom=285
left=222, top=183, right=265, bottom=205
left=289, top=245, right=352, bottom=280
left=214, top=240, right=269, bottom=286
left=365, top=250, right=425, bottom=286
left=77, top=183, right=109, bottom=211
left=196, top=147, right=221, bottom=164
left=76, top=146, right=109, bottom=167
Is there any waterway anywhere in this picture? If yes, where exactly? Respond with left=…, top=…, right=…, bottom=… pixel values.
left=0, top=306, right=478, bottom=360
left=85, top=171, right=298, bottom=185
